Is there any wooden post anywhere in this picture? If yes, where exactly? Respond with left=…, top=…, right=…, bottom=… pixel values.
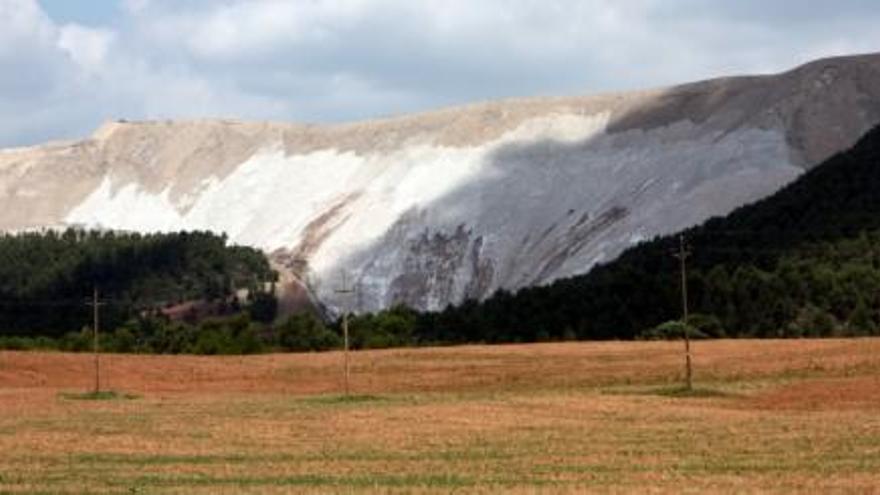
left=342, top=311, right=350, bottom=396
left=87, top=287, right=106, bottom=394
left=335, top=272, right=355, bottom=397
left=674, top=235, right=693, bottom=390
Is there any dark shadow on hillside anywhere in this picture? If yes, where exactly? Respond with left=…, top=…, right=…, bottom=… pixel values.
left=308, top=53, right=880, bottom=314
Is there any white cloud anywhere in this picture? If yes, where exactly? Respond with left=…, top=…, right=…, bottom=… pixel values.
left=58, top=24, right=114, bottom=74
left=184, top=0, right=368, bottom=60
left=0, top=0, right=55, bottom=46
left=122, top=0, right=150, bottom=15
left=3, top=0, right=880, bottom=147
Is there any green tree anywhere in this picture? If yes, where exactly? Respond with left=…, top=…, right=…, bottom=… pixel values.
left=847, top=298, right=876, bottom=335
left=277, top=312, right=340, bottom=352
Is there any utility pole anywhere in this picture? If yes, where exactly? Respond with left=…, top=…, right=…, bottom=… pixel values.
left=335, top=271, right=355, bottom=397
left=86, top=287, right=107, bottom=394
left=673, top=234, right=693, bottom=390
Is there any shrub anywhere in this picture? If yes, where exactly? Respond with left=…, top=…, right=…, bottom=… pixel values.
left=639, top=320, right=709, bottom=341
left=687, top=313, right=726, bottom=338
left=787, top=305, right=840, bottom=338
left=60, top=328, right=93, bottom=352
left=248, top=290, right=278, bottom=323
left=108, top=327, right=136, bottom=353
left=277, top=312, right=340, bottom=352
left=0, top=335, right=59, bottom=351
left=349, top=305, right=418, bottom=349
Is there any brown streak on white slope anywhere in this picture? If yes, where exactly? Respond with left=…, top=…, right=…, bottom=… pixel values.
left=270, top=192, right=363, bottom=316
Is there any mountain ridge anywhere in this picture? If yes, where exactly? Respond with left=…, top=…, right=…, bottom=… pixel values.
left=2, top=52, right=880, bottom=314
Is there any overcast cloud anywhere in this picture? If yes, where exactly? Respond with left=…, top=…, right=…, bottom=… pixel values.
left=1, top=0, right=879, bottom=147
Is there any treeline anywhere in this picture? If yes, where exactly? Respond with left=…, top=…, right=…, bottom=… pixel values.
left=0, top=229, right=276, bottom=338
left=0, top=312, right=337, bottom=355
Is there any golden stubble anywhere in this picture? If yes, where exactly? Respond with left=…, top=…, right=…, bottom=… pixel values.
left=1, top=338, right=879, bottom=493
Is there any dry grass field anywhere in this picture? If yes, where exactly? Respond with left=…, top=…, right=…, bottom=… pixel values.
left=1, top=339, right=879, bottom=493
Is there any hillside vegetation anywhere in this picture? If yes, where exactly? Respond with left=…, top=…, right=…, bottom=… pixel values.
left=0, top=230, right=276, bottom=345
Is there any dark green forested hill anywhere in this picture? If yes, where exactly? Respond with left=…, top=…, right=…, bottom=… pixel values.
left=409, top=123, right=880, bottom=343
left=0, top=229, right=275, bottom=338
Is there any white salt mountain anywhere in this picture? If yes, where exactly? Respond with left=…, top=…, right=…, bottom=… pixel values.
left=2, top=53, right=880, bottom=315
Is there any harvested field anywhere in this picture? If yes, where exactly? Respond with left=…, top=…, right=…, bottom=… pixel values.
left=1, top=338, right=879, bottom=493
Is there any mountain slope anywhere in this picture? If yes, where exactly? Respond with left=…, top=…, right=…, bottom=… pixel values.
left=2, top=53, right=880, bottom=314
left=421, top=122, right=880, bottom=342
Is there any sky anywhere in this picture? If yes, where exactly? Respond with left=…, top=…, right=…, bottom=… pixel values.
left=1, top=0, right=879, bottom=147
